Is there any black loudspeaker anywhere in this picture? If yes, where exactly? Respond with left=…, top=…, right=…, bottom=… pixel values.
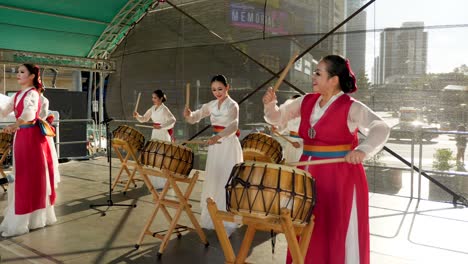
left=45, top=89, right=88, bottom=158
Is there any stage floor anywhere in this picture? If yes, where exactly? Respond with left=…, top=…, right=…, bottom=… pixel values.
left=0, top=157, right=467, bottom=263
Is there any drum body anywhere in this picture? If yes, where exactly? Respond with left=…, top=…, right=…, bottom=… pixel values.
left=241, top=132, right=283, bottom=163
left=139, top=140, right=194, bottom=177
left=112, top=125, right=145, bottom=151
left=226, top=161, right=315, bottom=224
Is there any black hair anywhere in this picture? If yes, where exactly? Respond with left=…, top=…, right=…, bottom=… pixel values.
left=321, top=55, right=357, bottom=93
left=153, top=89, right=167, bottom=102
left=22, top=63, right=43, bottom=90
left=210, top=74, right=228, bottom=87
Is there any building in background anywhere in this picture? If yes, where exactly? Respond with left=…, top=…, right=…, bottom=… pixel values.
left=376, top=21, right=428, bottom=84
left=345, top=0, right=367, bottom=74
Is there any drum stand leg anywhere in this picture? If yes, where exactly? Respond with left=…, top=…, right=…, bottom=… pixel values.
left=135, top=169, right=208, bottom=257
left=89, top=123, right=136, bottom=215
left=206, top=198, right=314, bottom=264
left=111, top=145, right=139, bottom=192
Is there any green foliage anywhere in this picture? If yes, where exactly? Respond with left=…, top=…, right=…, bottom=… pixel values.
left=432, top=148, right=455, bottom=171
left=356, top=70, right=371, bottom=92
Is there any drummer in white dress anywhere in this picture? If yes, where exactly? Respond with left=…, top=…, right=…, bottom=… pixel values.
left=183, top=75, right=243, bottom=236
left=134, top=89, right=176, bottom=189
left=273, top=94, right=303, bottom=163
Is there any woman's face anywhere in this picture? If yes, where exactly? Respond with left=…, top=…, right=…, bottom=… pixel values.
left=152, top=93, right=162, bottom=105
left=211, top=81, right=229, bottom=101
left=17, top=65, right=34, bottom=87
left=312, top=60, right=334, bottom=94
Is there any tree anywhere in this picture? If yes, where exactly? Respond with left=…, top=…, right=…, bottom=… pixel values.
left=453, top=64, right=468, bottom=74
left=353, top=70, right=372, bottom=106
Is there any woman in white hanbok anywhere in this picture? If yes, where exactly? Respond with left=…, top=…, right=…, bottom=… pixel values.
left=0, top=64, right=56, bottom=237
left=134, top=90, right=176, bottom=189
left=276, top=95, right=303, bottom=163
left=39, top=91, right=61, bottom=188
left=184, top=75, right=243, bottom=236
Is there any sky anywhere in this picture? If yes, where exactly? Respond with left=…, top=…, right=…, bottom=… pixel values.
left=364, top=0, right=468, bottom=74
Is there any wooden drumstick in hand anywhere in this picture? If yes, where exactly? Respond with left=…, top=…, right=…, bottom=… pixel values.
left=272, top=129, right=300, bottom=148
left=286, top=158, right=345, bottom=167
left=134, top=92, right=141, bottom=113
left=273, top=53, right=299, bottom=92
left=185, top=83, right=190, bottom=107
left=135, top=124, right=153, bottom=129
left=179, top=140, right=221, bottom=145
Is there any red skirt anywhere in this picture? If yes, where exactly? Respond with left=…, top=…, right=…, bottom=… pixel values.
left=286, top=156, right=369, bottom=264
left=14, top=125, right=55, bottom=215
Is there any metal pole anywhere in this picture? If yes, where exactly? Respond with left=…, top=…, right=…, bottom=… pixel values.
left=410, top=137, right=414, bottom=199
left=418, top=137, right=423, bottom=200
left=3, top=64, right=5, bottom=94
left=87, top=71, right=94, bottom=120
left=99, top=72, right=104, bottom=149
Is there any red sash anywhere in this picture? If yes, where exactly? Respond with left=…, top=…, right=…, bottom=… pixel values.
left=212, top=125, right=240, bottom=137
left=154, top=123, right=175, bottom=142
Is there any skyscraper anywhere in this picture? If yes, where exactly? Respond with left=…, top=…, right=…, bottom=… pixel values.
left=377, top=21, right=428, bottom=84
left=345, top=0, right=367, bottom=74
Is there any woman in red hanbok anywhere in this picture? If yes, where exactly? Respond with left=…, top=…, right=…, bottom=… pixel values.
left=0, top=64, right=56, bottom=237
left=264, top=55, right=390, bottom=264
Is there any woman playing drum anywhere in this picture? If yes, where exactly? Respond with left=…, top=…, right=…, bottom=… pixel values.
left=184, top=74, right=242, bottom=236
left=0, top=64, right=57, bottom=237
left=134, top=89, right=176, bottom=189
left=263, top=55, right=390, bottom=264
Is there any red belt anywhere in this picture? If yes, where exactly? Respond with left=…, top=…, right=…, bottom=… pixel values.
left=212, top=125, right=240, bottom=137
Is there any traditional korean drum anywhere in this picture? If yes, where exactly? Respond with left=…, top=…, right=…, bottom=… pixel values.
left=112, top=125, right=145, bottom=151
left=241, top=132, right=283, bottom=163
left=226, top=161, right=315, bottom=224
left=139, top=140, right=194, bottom=177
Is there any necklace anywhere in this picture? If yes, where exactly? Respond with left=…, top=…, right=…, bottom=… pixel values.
left=308, top=127, right=316, bottom=139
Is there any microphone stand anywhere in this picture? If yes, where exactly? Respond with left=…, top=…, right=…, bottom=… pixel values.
left=90, top=119, right=136, bottom=216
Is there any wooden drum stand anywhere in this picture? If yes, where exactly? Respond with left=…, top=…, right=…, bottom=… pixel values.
left=111, top=139, right=142, bottom=193
left=134, top=166, right=209, bottom=258
left=207, top=198, right=315, bottom=264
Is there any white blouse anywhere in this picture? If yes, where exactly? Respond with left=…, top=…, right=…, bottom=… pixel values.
left=39, top=95, right=49, bottom=120
left=264, top=92, right=390, bottom=157
left=0, top=88, right=38, bottom=121
left=135, top=103, right=176, bottom=129
left=186, top=96, right=239, bottom=138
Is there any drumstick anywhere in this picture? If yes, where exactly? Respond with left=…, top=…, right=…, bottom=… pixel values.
left=185, top=83, right=190, bottom=107
left=179, top=140, right=221, bottom=145
left=286, top=158, right=345, bottom=167
left=134, top=92, right=141, bottom=113
left=272, top=129, right=297, bottom=145
left=135, top=124, right=153, bottom=129
left=272, top=53, right=299, bottom=92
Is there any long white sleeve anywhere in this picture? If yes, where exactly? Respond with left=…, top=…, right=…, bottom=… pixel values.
left=348, top=101, right=390, bottom=157
left=20, top=91, right=39, bottom=121
left=39, top=96, right=49, bottom=119
left=185, top=103, right=211, bottom=124
left=158, top=105, right=176, bottom=129
left=0, top=95, right=14, bottom=118
left=217, top=102, right=239, bottom=138
left=135, top=107, right=152, bottom=123
left=264, top=96, right=303, bottom=131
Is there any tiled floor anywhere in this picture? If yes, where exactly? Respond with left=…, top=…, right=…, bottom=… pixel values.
left=0, top=157, right=467, bottom=263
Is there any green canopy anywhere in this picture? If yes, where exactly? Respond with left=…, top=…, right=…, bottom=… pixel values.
left=0, top=0, right=154, bottom=71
